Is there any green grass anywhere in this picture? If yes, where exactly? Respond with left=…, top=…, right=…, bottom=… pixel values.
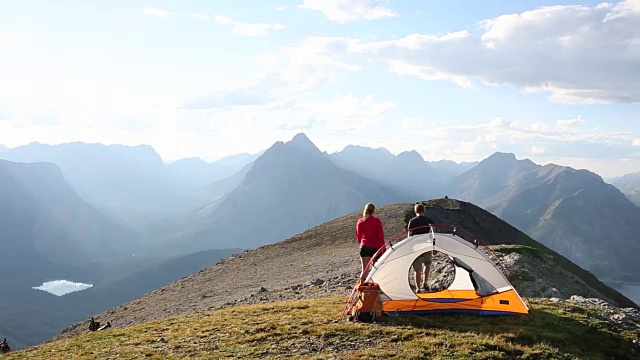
left=7, top=297, right=637, bottom=359
left=492, top=245, right=545, bottom=261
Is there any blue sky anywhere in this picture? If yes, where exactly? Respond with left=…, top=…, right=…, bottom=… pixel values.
left=0, top=0, right=638, bottom=177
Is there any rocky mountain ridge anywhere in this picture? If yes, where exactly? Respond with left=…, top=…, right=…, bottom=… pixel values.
left=450, top=152, right=640, bottom=282
left=53, top=199, right=637, bottom=343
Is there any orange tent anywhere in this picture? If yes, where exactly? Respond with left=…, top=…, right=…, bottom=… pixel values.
left=345, top=225, right=529, bottom=318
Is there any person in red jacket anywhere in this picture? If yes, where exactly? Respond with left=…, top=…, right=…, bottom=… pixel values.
left=355, top=203, right=385, bottom=276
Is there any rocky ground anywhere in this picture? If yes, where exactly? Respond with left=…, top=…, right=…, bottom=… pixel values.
left=557, top=296, right=640, bottom=344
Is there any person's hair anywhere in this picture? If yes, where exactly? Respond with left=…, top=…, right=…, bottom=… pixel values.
left=362, top=203, right=375, bottom=218
left=414, top=203, right=425, bottom=214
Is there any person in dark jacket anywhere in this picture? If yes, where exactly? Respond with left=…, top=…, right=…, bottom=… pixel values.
left=355, top=203, right=385, bottom=276
left=0, top=338, right=11, bottom=355
left=408, top=203, right=435, bottom=292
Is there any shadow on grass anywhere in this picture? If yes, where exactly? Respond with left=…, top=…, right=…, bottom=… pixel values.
left=378, top=301, right=637, bottom=360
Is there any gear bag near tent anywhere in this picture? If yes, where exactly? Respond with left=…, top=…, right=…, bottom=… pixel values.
left=348, top=282, right=383, bottom=322
left=344, top=224, right=529, bottom=320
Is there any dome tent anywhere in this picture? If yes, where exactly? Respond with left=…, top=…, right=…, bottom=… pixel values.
left=344, top=224, right=529, bottom=319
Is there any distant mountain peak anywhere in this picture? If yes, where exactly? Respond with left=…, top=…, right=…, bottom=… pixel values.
left=397, top=150, right=424, bottom=162
left=169, top=157, right=209, bottom=166
left=340, top=144, right=394, bottom=157
left=247, top=133, right=326, bottom=178
left=289, top=132, right=312, bottom=144
left=285, top=133, right=321, bottom=153
left=486, top=152, right=517, bottom=161
left=478, top=152, right=538, bottom=170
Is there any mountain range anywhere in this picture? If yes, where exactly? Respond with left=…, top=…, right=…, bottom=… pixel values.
left=0, top=142, right=259, bottom=221
left=611, top=171, right=640, bottom=206
left=449, top=152, right=640, bottom=282
left=0, top=159, right=137, bottom=269
left=2, top=133, right=640, bottom=349
left=166, top=152, right=262, bottom=190
left=329, top=145, right=477, bottom=201
left=0, top=143, right=192, bottom=218
left=2, top=135, right=638, bottom=279
left=153, top=133, right=400, bottom=253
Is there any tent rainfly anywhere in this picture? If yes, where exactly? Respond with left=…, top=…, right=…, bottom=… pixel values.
left=344, top=224, right=529, bottom=318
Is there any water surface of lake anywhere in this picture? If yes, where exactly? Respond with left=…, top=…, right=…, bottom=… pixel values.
left=32, top=280, right=93, bottom=296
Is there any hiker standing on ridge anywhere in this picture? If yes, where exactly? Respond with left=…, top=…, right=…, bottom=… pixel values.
left=355, top=203, right=385, bottom=276
left=408, top=203, right=435, bottom=292
left=0, top=338, right=11, bottom=355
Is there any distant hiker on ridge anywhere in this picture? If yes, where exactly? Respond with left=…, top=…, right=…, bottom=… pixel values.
left=0, top=338, right=11, bottom=355
left=88, top=317, right=100, bottom=332
left=408, top=203, right=435, bottom=292
left=355, top=203, right=385, bottom=276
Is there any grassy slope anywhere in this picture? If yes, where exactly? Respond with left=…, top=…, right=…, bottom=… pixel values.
left=8, top=297, right=636, bottom=360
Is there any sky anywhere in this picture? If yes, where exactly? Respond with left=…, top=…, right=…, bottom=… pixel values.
left=0, top=0, right=639, bottom=178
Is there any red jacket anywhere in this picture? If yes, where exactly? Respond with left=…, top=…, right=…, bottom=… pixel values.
left=356, top=216, right=385, bottom=249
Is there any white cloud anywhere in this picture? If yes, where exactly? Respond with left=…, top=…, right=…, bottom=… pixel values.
left=605, top=0, right=640, bottom=21
left=420, top=117, right=639, bottom=164
left=298, top=0, right=398, bottom=23
left=633, top=138, right=640, bottom=146
left=489, top=117, right=516, bottom=128
left=178, top=93, right=396, bottom=154
left=143, top=6, right=170, bottom=18
left=530, top=146, right=547, bottom=155
left=276, top=6, right=288, bottom=11
left=299, top=94, right=395, bottom=123
left=213, top=15, right=285, bottom=37
left=181, top=37, right=363, bottom=110
left=531, top=122, right=548, bottom=131
left=388, top=60, right=473, bottom=89
left=526, top=86, right=624, bottom=105
left=284, top=1, right=640, bottom=103
left=556, top=116, right=586, bottom=130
